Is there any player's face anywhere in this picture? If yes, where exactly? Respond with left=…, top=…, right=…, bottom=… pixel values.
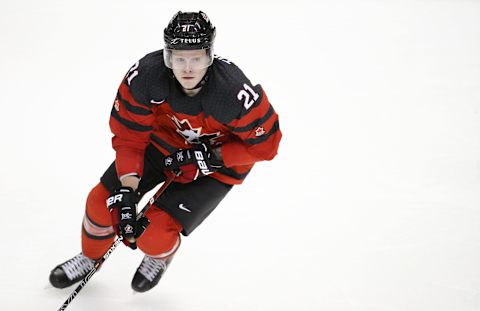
left=170, top=50, right=210, bottom=91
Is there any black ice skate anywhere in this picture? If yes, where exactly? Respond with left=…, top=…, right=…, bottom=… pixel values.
left=131, top=255, right=173, bottom=292
left=49, top=253, right=95, bottom=289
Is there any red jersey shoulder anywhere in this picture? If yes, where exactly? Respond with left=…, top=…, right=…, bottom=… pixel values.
left=205, top=56, right=265, bottom=124
left=123, top=50, right=170, bottom=106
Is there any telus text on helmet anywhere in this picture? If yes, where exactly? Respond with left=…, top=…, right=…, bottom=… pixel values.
left=170, top=38, right=202, bottom=45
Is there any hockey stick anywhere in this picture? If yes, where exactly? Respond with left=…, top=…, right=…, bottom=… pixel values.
left=57, top=175, right=175, bottom=311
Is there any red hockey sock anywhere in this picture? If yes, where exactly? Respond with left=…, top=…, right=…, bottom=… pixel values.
left=81, top=183, right=115, bottom=259
left=137, top=208, right=182, bottom=258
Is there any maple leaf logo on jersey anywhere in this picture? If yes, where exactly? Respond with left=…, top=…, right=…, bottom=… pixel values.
left=170, top=115, right=222, bottom=145
left=114, top=99, right=120, bottom=112
left=255, top=127, right=265, bottom=137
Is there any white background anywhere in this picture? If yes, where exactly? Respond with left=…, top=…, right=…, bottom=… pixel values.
left=1, top=0, right=480, bottom=310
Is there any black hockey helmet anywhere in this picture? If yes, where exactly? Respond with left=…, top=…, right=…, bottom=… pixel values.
left=164, top=11, right=216, bottom=50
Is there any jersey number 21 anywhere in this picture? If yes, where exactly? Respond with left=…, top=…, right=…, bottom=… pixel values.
left=237, top=83, right=259, bottom=110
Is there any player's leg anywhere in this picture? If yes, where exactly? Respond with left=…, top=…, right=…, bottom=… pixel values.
left=49, top=144, right=167, bottom=288
left=131, top=176, right=233, bottom=292
left=132, top=208, right=182, bottom=292
left=49, top=179, right=116, bottom=288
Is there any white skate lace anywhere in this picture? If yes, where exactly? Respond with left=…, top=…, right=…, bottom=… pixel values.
left=138, top=256, right=168, bottom=282
left=61, top=253, right=95, bottom=281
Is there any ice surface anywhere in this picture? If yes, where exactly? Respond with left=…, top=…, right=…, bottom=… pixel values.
left=1, top=0, right=480, bottom=310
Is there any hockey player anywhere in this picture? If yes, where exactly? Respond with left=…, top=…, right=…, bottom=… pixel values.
left=49, top=11, right=282, bottom=293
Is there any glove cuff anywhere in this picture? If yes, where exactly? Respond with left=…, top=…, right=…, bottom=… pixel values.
left=107, top=187, right=139, bottom=210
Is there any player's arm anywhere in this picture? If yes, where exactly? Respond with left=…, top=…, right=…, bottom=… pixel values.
left=221, top=84, right=282, bottom=167
left=109, top=61, right=155, bottom=187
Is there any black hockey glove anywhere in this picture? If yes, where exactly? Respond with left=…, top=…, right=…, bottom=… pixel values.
left=106, top=187, right=145, bottom=249
left=163, top=143, right=223, bottom=183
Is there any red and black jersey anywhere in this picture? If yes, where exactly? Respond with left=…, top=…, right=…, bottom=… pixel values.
left=109, top=50, right=282, bottom=185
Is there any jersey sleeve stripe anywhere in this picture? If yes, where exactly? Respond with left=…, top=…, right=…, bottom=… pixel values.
left=150, top=133, right=177, bottom=154
left=243, top=120, right=280, bottom=145
left=230, top=106, right=274, bottom=133
left=120, top=80, right=151, bottom=108
left=117, top=91, right=152, bottom=116
left=111, top=107, right=153, bottom=132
